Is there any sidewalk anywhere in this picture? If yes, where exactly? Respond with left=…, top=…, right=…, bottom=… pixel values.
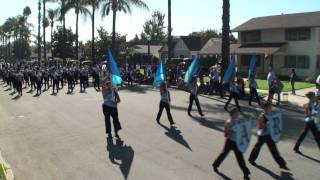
left=245, top=87, right=316, bottom=107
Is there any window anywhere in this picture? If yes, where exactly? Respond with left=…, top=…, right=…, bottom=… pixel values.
left=285, top=28, right=311, bottom=41
left=284, top=55, right=310, bottom=69
left=240, top=55, right=261, bottom=67
left=241, top=31, right=261, bottom=42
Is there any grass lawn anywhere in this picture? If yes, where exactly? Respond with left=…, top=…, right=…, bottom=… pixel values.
left=0, top=162, right=6, bottom=180
left=245, top=79, right=314, bottom=92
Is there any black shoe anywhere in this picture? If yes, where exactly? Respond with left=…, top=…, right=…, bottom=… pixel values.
left=293, top=147, right=301, bottom=154
left=170, top=121, right=176, bottom=126
left=115, top=133, right=120, bottom=139
left=212, top=164, right=219, bottom=173
left=188, top=112, right=192, bottom=117
left=280, top=165, right=290, bottom=170
left=107, top=133, right=112, bottom=138
left=244, top=174, right=250, bottom=180
left=224, top=106, right=228, bottom=111
left=248, top=160, right=257, bottom=166
left=200, top=113, right=205, bottom=117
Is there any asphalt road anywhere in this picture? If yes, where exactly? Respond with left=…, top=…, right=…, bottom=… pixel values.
left=0, top=81, right=319, bottom=180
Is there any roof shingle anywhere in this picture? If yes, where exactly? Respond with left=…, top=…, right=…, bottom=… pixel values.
left=232, top=11, right=320, bottom=32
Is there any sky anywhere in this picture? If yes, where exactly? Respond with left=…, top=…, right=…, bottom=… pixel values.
left=1, top=0, right=320, bottom=45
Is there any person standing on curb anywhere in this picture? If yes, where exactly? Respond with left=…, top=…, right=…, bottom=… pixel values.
left=289, top=69, right=296, bottom=95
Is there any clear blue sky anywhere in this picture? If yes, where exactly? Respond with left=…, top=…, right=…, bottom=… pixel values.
left=1, top=0, right=320, bottom=44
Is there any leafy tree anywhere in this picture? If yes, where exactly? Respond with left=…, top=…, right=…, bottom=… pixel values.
left=100, top=0, right=149, bottom=53
left=140, top=10, right=166, bottom=45
left=13, top=39, right=31, bottom=60
left=189, top=29, right=219, bottom=43
left=48, top=9, right=57, bottom=59
left=52, top=26, right=76, bottom=59
left=65, top=0, right=90, bottom=60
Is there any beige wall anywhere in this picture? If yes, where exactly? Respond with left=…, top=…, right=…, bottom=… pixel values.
left=237, top=27, right=320, bottom=78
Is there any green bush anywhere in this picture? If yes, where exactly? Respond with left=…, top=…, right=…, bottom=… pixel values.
left=305, top=75, right=316, bottom=83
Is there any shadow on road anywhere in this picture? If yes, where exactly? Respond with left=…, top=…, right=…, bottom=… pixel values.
left=158, top=123, right=192, bottom=151
left=297, top=153, right=320, bottom=163
left=106, top=137, right=134, bottom=180
left=11, top=95, right=21, bottom=100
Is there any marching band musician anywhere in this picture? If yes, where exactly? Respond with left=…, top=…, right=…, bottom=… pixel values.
left=212, top=108, right=251, bottom=180
left=294, top=92, right=320, bottom=153
left=248, top=102, right=289, bottom=170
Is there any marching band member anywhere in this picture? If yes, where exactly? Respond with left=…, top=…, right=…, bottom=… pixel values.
left=224, top=77, right=241, bottom=111
left=212, top=108, right=250, bottom=180
left=294, top=92, right=320, bottom=153
left=248, top=73, right=261, bottom=106
left=102, top=80, right=122, bottom=139
left=248, top=102, right=288, bottom=170
left=188, top=77, right=204, bottom=117
left=156, top=82, right=175, bottom=125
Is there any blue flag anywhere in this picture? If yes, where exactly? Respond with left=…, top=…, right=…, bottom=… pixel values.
left=248, top=55, right=257, bottom=78
left=107, top=49, right=122, bottom=86
left=184, top=57, right=199, bottom=84
left=223, top=56, right=236, bottom=84
left=153, top=60, right=166, bottom=87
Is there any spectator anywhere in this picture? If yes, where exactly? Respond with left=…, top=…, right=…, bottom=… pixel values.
left=289, top=69, right=297, bottom=95
left=316, top=74, right=320, bottom=86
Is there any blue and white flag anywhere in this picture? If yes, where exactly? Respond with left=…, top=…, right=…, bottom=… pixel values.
left=248, top=55, right=257, bottom=78
left=107, top=49, right=122, bottom=86
left=153, top=60, right=165, bottom=87
left=184, top=57, right=199, bottom=84
left=315, top=108, right=320, bottom=131
left=222, top=56, right=236, bottom=84
left=265, top=111, right=283, bottom=143
left=234, top=119, right=252, bottom=153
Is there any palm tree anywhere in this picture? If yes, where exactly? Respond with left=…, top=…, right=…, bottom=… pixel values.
left=48, top=0, right=68, bottom=60
left=66, top=0, right=90, bottom=60
left=101, top=0, right=149, bottom=53
left=221, top=0, right=230, bottom=85
left=167, top=0, right=172, bottom=61
left=48, top=9, right=57, bottom=58
left=87, top=0, right=100, bottom=63
left=43, top=0, right=47, bottom=61
left=38, top=0, right=42, bottom=62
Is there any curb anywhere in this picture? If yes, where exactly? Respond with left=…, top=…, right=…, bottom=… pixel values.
left=0, top=151, right=14, bottom=180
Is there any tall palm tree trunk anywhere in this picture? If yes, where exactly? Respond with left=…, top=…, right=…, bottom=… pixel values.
left=76, top=11, right=79, bottom=60
left=167, top=0, right=172, bottom=61
left=91, top=7, right=95, bottom=63
left=111, top=9, right=116, bottom=54
left=50, top=22, right=53, bottom=59
left=221, top=0, right=230, bottom=84
left=38, top=0, right=41, bottom=62
left=43, top=0, right=47, bottom=61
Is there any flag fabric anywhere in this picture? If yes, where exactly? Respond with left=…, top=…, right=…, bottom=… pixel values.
left=248, top=55, right=257, bottom=78
left=222, top=56, right=236, bottom=84
left=153, top=60, right=166, bottom=87
left=107, top=49, right=122, bottom=86
left=184, top=57, right=199, bottom=84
